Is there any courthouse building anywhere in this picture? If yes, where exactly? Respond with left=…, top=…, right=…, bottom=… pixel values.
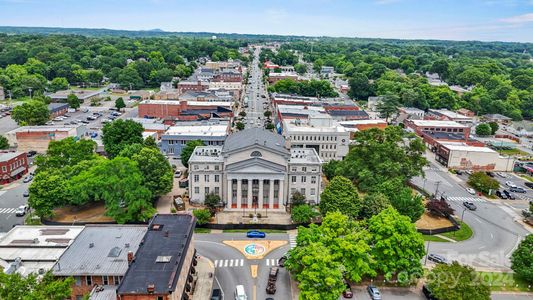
left=188, top=128, right=322, bottom=210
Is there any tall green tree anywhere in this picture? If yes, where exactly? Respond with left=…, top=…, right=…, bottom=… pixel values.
left=0, top=271, right=74, bottom=300
left=348, top=73, right=373, bottom=99
left=115, top=97, right=126, bottom=111
left=11, top=100, right=50, bottom=125
left=367, top=207, right=425, bottom=279
left=0, top=135, right=9, bottom=149
left=291, top=204, right=318, bottom=224
left=427, top=262, right=491, bottom=300
left=475, top=123, right=492, bottom=136
left=29, top=170, right=69, bottom=218
left=511, top=234, right=533, bottom=284
left=319, top=176, right=361, bottom=219
left=376, top=94, right=400, bottom=123
left=181, top=140, right=205, bottom=168
left=468, top=172, right=500, bottom=195
left=66, top=93, right=80, bottom=110
left=359, top=192, right=391, bottom=219
left=120, top=146, right=173, bottom=198
left=488, top=122, right=499, bottom=135
left=34, top=137, right=97, bottom=173
left=102, top=119, right=144, bottom=158
left=388, top=188, right=425, bottom=222
left=49, top=77, right=69, bottom=92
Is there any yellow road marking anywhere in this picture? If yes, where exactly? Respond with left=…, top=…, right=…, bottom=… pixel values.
left=253, top=284, right=257, bottom=300
left=251, top=264, right=258, bottom=278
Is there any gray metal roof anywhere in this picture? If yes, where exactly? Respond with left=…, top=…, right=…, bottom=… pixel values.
left=222, top=128, right=288, bottom=154
left=52, top=225, right=147, bottom=277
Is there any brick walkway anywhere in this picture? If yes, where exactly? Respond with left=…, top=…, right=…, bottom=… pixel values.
left=215, top=210, right=292, bottom=224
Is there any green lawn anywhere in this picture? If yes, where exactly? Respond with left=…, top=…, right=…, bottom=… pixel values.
left=476, top=272, right=532, bottom=292
left=422, top=234, right=449, bottom=242
left=518, top=174, right=533, bottom=182
left=194, top=228, right=211, bottom=234
left=222, top=229, right=287, bottom=233
left=441, top=221, right=473, bottom=242
left=497, top=149, right=529, bottom=156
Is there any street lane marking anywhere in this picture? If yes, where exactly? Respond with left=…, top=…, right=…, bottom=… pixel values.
left=446, top=196, right=485, bottom=203
left=229, top=259, right=234, bottom=267
left=475, top=217, right=483, bottom=223
left=224, top=260, right=228, bottom=267
left=250, top=265, right=258, bottom=278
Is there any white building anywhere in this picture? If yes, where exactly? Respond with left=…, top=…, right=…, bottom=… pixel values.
left=283, top=115, right=349, bottom=161
left=436, top=142, right=516, bottom=171
left=188, top=128, right=322, bottom=210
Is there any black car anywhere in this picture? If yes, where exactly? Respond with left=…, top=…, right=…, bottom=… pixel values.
left=510, top=187, right=527, bottom=193
left=496, top=190, right=508, bottom=199
left=27, top=150, right=37, bottom=157
left=525, top=182, right=533, bottom=189
left=503, top=190, right=516, bottom=200
left=210, top=289, right=222, bottom=300
left=427, top=253, right=448, bottom=264
left=463, top=201, right=477, bottom=211
left=486, top=171, right=495, bottom=177
left=278, top=254, right=288, bottom=267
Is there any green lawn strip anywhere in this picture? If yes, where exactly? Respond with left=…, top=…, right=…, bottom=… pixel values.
left=194, top=228, right=211, bottom=233
left=497, top=149, right=528, bottom=156
left=476, top=272, right=532, bottom=292
left=422, top=234, right=449, bottom=242
left=222, top=229, right=286, bottom=233
left=441, top=221, right=473, bottom=242
left=518, top=174, right=533, bottom=182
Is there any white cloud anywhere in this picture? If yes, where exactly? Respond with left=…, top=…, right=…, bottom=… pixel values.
left=500, top=13, right=533, bottom=23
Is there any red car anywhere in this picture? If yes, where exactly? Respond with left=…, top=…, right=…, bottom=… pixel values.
left=343, top=283, right=353, bottom=298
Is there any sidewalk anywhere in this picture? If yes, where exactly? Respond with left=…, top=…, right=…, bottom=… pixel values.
left=192, top=256, right=215, bottom=300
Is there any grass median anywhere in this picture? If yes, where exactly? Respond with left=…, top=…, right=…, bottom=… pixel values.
left=441, top=221, right=473, bottom=242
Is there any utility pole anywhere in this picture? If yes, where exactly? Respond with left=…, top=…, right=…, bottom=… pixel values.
left=434, top=181, right=441, bottom=199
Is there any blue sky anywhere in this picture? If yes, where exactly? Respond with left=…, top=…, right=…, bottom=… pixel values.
left=1, top=0, right=533, bottom=42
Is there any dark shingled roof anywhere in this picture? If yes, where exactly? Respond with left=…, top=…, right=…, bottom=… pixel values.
left=327, top=110, right=369, bottom=117
left=222, top=128, right=288, bottom=154
left=117, top=214, right=195, bottom=295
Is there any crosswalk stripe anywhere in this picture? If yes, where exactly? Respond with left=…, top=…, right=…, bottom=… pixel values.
left=224, top=260, right=228, bottom=267
left=229, top=259, right=234, bottom=267
left=446, top=196, right=485, bottom=202
left=239, top=259, right=244, bottom=267
left=266, top=259, right=270, bottom=266
left=214, top=260, right=219, bottom=267
left=0, top=208, right=15, bottom=213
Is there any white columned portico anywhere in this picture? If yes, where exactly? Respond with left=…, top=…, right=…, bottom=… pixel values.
left=226, top=180, right=232, bottom=208
left=258, top=179, right=264, bottom=208
left=269, top=180, right=275, bottom=208
left=278, top=180, right=284, bottom=208
left=236, top=180, right=242, bottom=208
left=247, top=180, right=253, bottom=208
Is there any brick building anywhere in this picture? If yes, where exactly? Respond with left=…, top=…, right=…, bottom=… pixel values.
left=52, top=225, right=147, bottom=300
left=177, top=81, right=209, bottom=95
left=5, top=125, right=88, bottom=153
left=212, top=70, right=242, bottom=82
left=117, top=214, right=197, bottom=300
left=138, top=100, right=233, bottom=120
left=48, top=103, right=69, bottom=118
left=404, top=119, right=472, bottom=150
left=0, top=152, right=28, bottom=184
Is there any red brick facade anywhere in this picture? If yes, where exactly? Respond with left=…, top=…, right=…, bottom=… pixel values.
left=177, top=81, right=208, bottom=95
left=68, top=275, right=122, bottom=300
left=0, top=152, right=28, bottom=184
left=138, top=101, right=233, bottom=120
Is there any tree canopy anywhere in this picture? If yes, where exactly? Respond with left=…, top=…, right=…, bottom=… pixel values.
left=181, top=140, right=205, bottom=167
left=268, top=78, right=338, bottom=97
left=0, top=271, right=74, bottom=300
left=11, top=100, right=50, bottom=125
left=102, top=119, right=144, bottom=158
left=468, top=172, right=500, bottom=195
left=427, top=262, right=491, bottom=300
left=511, top=234, right=533, bottom=284
left=319, top=176, right=361, bottom=219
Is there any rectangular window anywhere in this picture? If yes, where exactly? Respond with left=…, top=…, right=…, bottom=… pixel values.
left=301, top=188, right=306, bottom=195
left=311, top=176, right=316, bottom=184
left=205, top=187, right=209, bottom=194
left=205, top=165, right=210, bottom=170
left=102, top=276, right=109, bottom=285
left=194, top=165, right=199, bottom=170
left=302, top=167, right=307, bottom=172
left=291, top=167, right=296, bottom=172
left=291, top=176, right=296, bottom=183
left=214, top=187, right=220, bottom=195
left=311, top=188, right=316, bottom=195
left=194, top=175, right=199, bottom=182
left=204, top=175, right=209, bottom=182
left=86, top=276, right=92, bottom=286
left=194, top=187, right=199, bottom=194
left=1, top=166, right=5, bottom=172
left=75, top=277, right=81, bottom=286
left=113, top=276, right=121, bottom=285
left=301, top=176, right=306, bottom=183
left=214, top=175, right=220, bottom=182
left=215, top=165, right=220, bottom=171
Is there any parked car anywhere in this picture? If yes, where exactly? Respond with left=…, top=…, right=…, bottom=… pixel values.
left=510, top=187, right=527, bottom=193
left=210, top=288, right=222, bottom=300
left=525, top=182, right=533, bottom=189
left=80, top=120, right=90, bottom=124
left=23, top=190, right=29, bottom=197
left=367, top=285, right=382, bottom=300
left=486, top=172, right=495, bottom=177
left=27, top=150, right=37, bottom=157
left=45, top=121, right=55, bottom=125
left=496, top=190, right=508, bottom=199
left=427, top=253, right=448, bottom=264
left=463, top=201, right=477, bottom=211
left=278, top=254, right=288, bottom=267
left=465, top=170, right=473, bottom=175
left=87, top=116, right=97, bottom=121
left=53, top=117, right=64, bottom=121
left=174, top=170, right=182, bottom=178
left=505, top=181, right=517, bottom=188
left=15, top=205, right=28, bottom=217
left=246, top=230, right=266, bottom=238
left=343, top=282, right=353, bottom=298
left=422, top=285, right=438, bottom=300
left=503, top=190, right=516, bottom=200
left=497, top=172, right=508, bottom=178
left=466, top=187, right=476, bottom=195
left=455, top=170, right=463, bottom=175
left=23, top=175, right=33, bottom=183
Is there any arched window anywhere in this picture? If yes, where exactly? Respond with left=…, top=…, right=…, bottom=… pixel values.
left=250, top=151, right=262, bottom=157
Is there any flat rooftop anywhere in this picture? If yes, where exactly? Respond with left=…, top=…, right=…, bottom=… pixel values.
left=440, top=142, right=497, bottom=153
left=188, top=146, right=224, bottom=163
left=339, top=119, right=387, bottom=126
left=430, top=109, right=472, bottom=120
left=140, top=100, right=231, bottom=107
left=53, top=225, right=147, bottom=277
left=0, top=151, right=23, bottom=161
left=283, top=119, right=346, bottom=133
left=164, top=124, right=228, bottom=137
left=117, top=214, right=195, bottom=295
left=289, top=148, right=322, bottom=164
left=0, top=225, right=84, bottom=247
left=8, top=125, right=83, bottom=133
left=410, top=120, right=468, bottom=128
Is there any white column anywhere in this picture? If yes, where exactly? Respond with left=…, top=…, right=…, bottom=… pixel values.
left=247, top=180, right=253, bottom=208
left=226, top=180, right=232, bottom=209
left=258, top=179, right=264, bottom=209
left=236, top=180, right=242, bottom=209
left=278, top=180, right=284, bottom=209
left=269, top=180, right=275, bottom=208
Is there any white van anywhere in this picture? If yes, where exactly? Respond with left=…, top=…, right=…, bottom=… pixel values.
left=234, top=285, right=247, bottom=300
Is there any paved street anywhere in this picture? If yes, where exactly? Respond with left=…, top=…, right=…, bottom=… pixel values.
left=195, top=233, right=292, bottom=300
left=411, top=161, right=530, bottom=271
left=0, top=176, right=33, bottom=233
left=243, top=47, right=268, bottom=129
